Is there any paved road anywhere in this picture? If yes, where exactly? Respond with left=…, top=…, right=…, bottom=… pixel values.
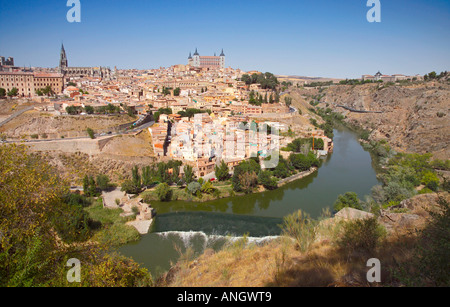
left=3, top=120, right=155, bottom=144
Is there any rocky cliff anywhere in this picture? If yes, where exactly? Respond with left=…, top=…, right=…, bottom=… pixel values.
left=321, top=81, right=449, bottom=159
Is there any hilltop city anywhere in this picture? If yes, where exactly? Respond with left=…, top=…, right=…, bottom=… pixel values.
left=0, top=45, right=337, bottom=179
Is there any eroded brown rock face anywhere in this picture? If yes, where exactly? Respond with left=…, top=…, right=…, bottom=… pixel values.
left=322, top=82, right=449, bottom=160
left=378, top=192, right=450, bottom=233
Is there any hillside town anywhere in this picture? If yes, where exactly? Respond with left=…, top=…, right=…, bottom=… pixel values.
left=0, top=46, right=334, bottom=180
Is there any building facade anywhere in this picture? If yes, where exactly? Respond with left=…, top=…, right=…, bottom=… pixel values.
left=0, top=56, right=14, bottom=67
left=59, top=44, right=111, bottom=79
left=0, top=71, right=64, bottom=97
left=188, top=48, right=225, bottom=69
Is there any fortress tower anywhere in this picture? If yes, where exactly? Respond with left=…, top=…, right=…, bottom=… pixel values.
left=188, top=48, right=225, bottom=69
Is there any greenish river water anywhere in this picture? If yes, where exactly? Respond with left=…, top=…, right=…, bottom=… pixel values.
left=118, top=126, right=380, bottom=277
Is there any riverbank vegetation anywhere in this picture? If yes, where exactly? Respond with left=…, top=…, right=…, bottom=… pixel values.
left=310, top=105, right=450, bottom=217
left=0, top=144, right=152, bottom=286
left=163, top=193, right=449, bottom=287
left=334, top=134, right=449, bottom=214
left=123, top=149, right=321, bottom=203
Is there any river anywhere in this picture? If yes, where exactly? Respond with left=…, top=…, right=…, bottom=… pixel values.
left=118, top=126, right=380, bottom=277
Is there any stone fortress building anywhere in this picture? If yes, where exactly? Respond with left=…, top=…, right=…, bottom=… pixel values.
left=59, top=44, right=111, bottom=79
left=188, top=48, right=225, bottom=69
left=0, top=56, right=14, bottom=67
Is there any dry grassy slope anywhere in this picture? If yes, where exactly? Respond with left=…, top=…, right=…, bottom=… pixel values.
left=0, top=100, right=34, bottom=116
left=162, top=193, right=449, bottom=287
left=101, top=130, right=155, bottom=157
left=274, top=90, right=325, bottom=133
left=0, top=111, right=135, bottom=138
left=321, top=82, right=450, bottom=159
left=33, top=130, right=156, bottom=185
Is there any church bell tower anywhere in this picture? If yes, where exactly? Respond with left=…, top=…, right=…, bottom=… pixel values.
left=59, top=44, right=68, bottom=72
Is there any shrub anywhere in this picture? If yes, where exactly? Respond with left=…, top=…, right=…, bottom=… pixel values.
left=187, top=181, right=201, bottom=195
left=415, top=197, right=450, bottom=286
left=281, top=210, right=317, bottom=253
left=201, top=181, right=216, bottom=194
left=215, top=160, right=230, bottom=181
left=258, top=170, right=278, bottom=190
left=337, top=217, right=386, bottom=255
left=183, top=165, right=194, bottom=184
left=121, top=179, right=140, bottom=195
left=421, top=171, right=440, bottom=191
left=131, top=206, right=140, bottom=215
left=155, top=183, right=172, bottom=202
left=395, top=197, right=450, bottom=286
left=87, top=127, right=95, bottom=139
left=333, top=192, right=362, bottom=212
left=272, top=160, right=290, bottom=179
left=232, top=159, right=261, bottom=192
left=96, top=174, right=110, bottom=191
left=62, top=192, right=91, bottom=208
left=50, top=201, right=92, bottom=244
left=360, top=130, right=371, bottom=141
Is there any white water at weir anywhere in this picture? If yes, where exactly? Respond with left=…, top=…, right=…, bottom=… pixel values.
left=156, top=231, right=280, bottom=251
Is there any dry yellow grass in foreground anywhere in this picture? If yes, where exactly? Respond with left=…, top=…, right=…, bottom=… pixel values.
left=159, top=194, right=450, bottom=287
left=161, top=232, right=420, bottom=287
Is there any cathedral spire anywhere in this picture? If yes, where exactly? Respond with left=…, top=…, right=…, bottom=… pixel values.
left=59, top=43, right=68, bottom=69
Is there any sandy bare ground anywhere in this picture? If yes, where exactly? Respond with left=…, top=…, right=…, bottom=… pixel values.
left=102, top=187, right=125, bottom=208
left=126, top=220, right=153, bottom=234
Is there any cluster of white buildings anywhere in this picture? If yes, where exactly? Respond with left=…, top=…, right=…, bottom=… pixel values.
left=150, top=112, right=287, bottom=177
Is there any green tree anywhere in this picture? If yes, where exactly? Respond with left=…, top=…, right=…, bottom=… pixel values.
left=96, top=174, right=110, bottom=191
left=0, top=144, right=154, bottom=286
left=173, top=87, right=181, bottom=96
left=131, top=166, right=141, bottom=189
left=7, top=87, right=18, bottom=97
left=121, top=179, right=140, bottom=194
left=333, top=192, right=362, bottom=211
left=284, top=96, right=292, bottom=107
left=232, top=159, right=261, bottom=192
left=183, top=165, right=194, bottom=184
left=142, top=166, right=152, bottom=187
left=215, top=160, right=230, bottom=181
left=273, top=160, right=290, bottom=178
left=86, top=176, right=97, bottom=197
left=83, top=175, right=89, bottom=194
left=258, top=170, right=278, bottom=190
left=42, top=85, right=54, bottom=97
left=0, top=88, right=6, bottom=97
left=337, top=217, right=386, bottom=255
left=187, top=181, right=201, bottom=195
left=155, top=183, right=172, bottom=201
left=201, top=181, right=216, bottom=194
left=87, top=127, right=95, bottom=139
left=84, top=105, right=95, bottom=114
left=421, top=171, right=440, bottom=191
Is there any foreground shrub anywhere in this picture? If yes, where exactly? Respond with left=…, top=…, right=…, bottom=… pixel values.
left=414, top=196, right=450, bottom=286
left=281, top=210, right=317, bottom=253
left=337, top=217, right=386, bottom=255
